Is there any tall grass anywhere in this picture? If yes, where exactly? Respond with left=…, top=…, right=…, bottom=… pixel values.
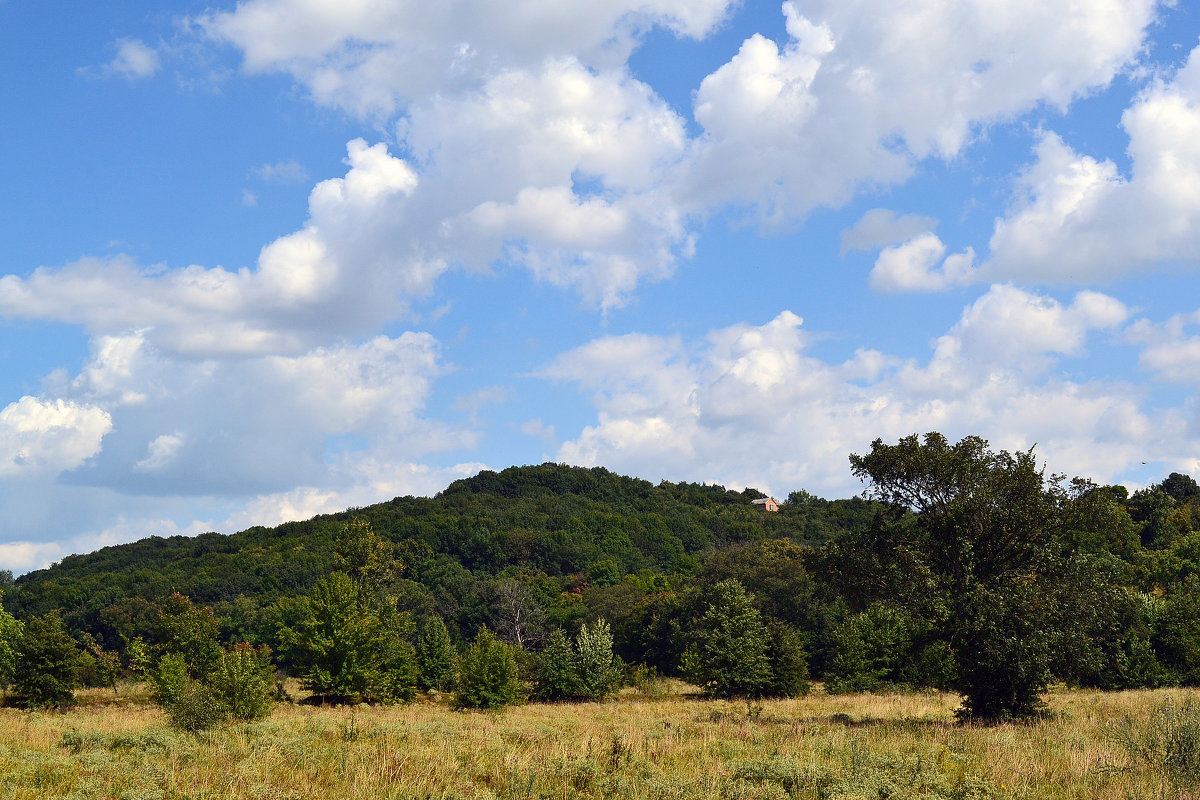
left=0, top=682, right=1197, bottom=799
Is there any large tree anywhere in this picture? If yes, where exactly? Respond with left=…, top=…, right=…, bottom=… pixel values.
left=836, top=433, right=1109, bottom=720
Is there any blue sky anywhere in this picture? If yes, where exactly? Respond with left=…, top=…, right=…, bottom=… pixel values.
left=2, top=0, right=1200, bottom=572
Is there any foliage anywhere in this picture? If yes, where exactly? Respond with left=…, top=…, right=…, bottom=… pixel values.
left=416, top=616, right=457, bottom=692
left=163, top=680, right=225, bottom=732
left=682, top=579, right=772, bottom=698
left=838, top=433, right=1113, bottom=720
left=156, top=593, right=222, bottom=678
left=0, top=595, right=22, bottom=695
left=762, top=620, right=810, bottom=697
left=209, top=642, right=275, bottom=721
left=454, top=626, right=522, bottom=709
left=534, top=628, right=579, bottom=701
left=574, top=618, right=621, bottom=701
left=13, top=611, right=82, bottom=708
left=82, top=632, right=120, bottom=693
left=149, top=652, right=190, bottom=707
left=1112, top=697, right=1200, bottom=787
left=281, top=571, right=416, bottom=703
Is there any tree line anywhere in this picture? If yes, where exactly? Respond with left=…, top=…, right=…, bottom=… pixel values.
left=4, top=439, right=1200, bottom=722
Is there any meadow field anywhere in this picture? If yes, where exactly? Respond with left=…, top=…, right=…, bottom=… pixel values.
left=1, top=682, right=1197, bottom=800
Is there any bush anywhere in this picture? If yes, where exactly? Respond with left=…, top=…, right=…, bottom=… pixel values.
left=165, top=680, right=225, bottom=732
left=575, top=619, right=621, bottom=701
left=1113, top=697, right=1200, bottom=787
left=534, top=628, right=579, bottom=702
left=209, top=643, right=275, bottom=721
left=454, top=627, right=521, bottom=709
left=763, top=621, right=809, bottom=698
left=417, top=616, right=457, bottom=692
left=14, top=611, right=82, bottom=708
left=825, top=604, right=913, bottom=694
left=682, top=579, right=772, bottom=698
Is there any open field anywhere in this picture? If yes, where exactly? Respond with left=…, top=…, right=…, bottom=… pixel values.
left=0, top=683, right=1196, bottom=800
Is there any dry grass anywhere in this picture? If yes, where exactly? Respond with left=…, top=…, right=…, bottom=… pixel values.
left=0, top=682, right=1195, bottom=799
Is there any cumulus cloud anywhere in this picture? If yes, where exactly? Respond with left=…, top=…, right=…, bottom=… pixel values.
left=983, top=45, right=1200, bottom=282
left=870, top=234, right=977, bottom=292
left=544, top=288, right=1148, bottom=497
left=0, top=139, right=434, bottom=356
left=200, top=0, right=735, bottom=118
left=1128, top=308, right=1200, bottom=384
left=0, top=397, right=111, bottom=477
left=681, top=0, right=1157, bottom=221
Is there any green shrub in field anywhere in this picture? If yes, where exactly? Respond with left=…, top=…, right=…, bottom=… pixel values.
left=454, top=626, right=521, bottom=709
left=166, top=680, right=226, bottom=732
left=209, top=643, right=275, bottom=721
left=534, top=628, right=580, bottom=701
left=417, top=616, right=457, bottom=692
left=281, top=571, right=418, bottom=703
left=149, top=652, right=190, bottom=706
left=825, top=604, right=913, bottom=694
left=13, top=610, right=83, bottom=708
left=763, top=620, right=809, bottom=698
left=534, top=619, right=621, bottom=702
left=575, top=618, right=621, bottom=701
left=682, top=579, right=772, bottom=698
left=0, top=596, right=23, bottom=698
left=1113, top=697, right=1200, bottom=786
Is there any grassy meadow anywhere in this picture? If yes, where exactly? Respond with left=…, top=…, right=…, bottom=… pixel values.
left=0, top=682, right=1195, bottom=800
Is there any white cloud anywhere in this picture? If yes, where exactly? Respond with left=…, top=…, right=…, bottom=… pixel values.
left=984, top=43, right=1200, bottom=283
left=841, top=209, right=940, bottom=254
left=201, top=0, right=735, bottom=118
left=97, top=39, right=161, bottom=79
left=545, top=288, right=1148, bottom=497
left=870, top=234, right=977, bottom=292
left=135, top=433, right=185, bottom=472
left=681, top=0, right=1158, bottom=222
left=0, top=397, right=111, bottom=477
left=0, top=541, right=63, bottom=573
left=1128, top=308, right=1200, bottom=384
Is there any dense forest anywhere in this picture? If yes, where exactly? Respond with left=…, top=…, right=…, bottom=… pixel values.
left=4, top=434, right=1200, bottom=722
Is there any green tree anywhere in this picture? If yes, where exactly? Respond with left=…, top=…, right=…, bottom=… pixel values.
left=417, top=616, right=457, bottom=692
left=682, top=579, right=772, bottom=698
left=156, top=592, right=222, bottom=678
left=14, top=611, right=83, bottom=708
left=575, top=618, right=620, bottom=701
left=763, top=620, right=810, bottom=697
left=454, top=626, right=521, bottom=709
left=0, top=596, right=22, bottom=698
left=533, top=628, right=579, bottom=701
left=838, top=433, right=1108, bottom=720
left=209, top=642, right=276, bottom=721
left=284, top=572, right=385, bottom=702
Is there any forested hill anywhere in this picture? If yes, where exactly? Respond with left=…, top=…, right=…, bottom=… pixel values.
left=3, top=463, right=875, bottom=645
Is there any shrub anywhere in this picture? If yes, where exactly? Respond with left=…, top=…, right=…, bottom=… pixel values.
left=683, top=579, right=772, bottom=698
left=763, top=620, right=809, bottom=698
left=417, top=616, right=457, bottom=692
left=1113, top=697, right=1200, bottom=787
left=13, top=611, right=83, bottom=708
left=534, top=628, right=579, bottom=702
left=825, top=604, right=913, bottom=694
left=454, top=627, right=521, bottom=709
left=209, top=643, right=275, bottom=721
left=575, top=619, right=621, bottom=701
left=149, top=652, right=190, bottom=706
left=165, top=680, right=225, bottom=732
